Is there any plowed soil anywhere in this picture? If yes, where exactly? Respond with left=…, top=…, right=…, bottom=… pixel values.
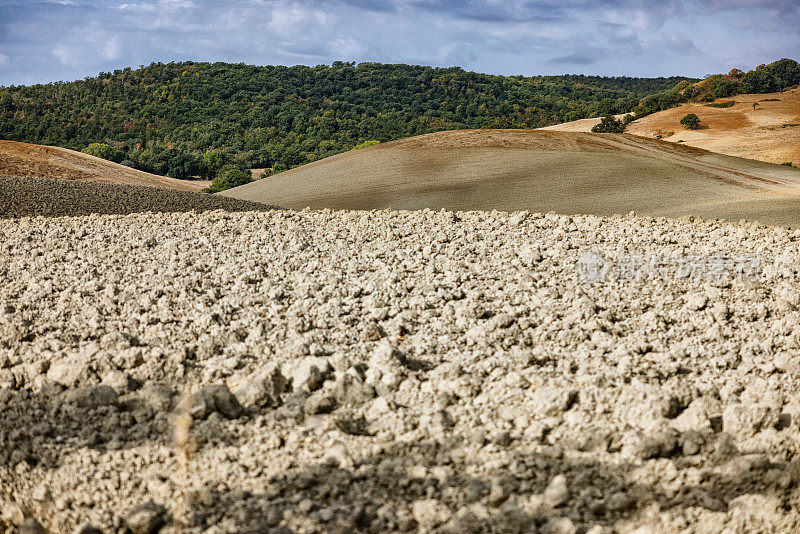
left=0, top=174, right=273, bottom=218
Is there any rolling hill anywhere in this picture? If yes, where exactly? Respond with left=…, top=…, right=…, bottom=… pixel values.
left=0, top=139, right=209, bottom=191
left=543, top=88, right=800, bottom=166
left=220, top=129, right=800, bottom=227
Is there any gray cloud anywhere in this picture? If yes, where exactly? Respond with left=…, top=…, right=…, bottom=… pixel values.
left=0, top=0, right=798, bottom=85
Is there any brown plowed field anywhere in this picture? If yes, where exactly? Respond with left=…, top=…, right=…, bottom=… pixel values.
left=0, top=174, right=274, bottom=218
left=220, top=129, right=800, bottom=227
left=0, top=139, right=210, bottom=191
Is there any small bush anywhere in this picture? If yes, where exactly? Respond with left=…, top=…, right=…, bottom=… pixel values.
left=204, top=164, right=252, bottom=193
left=82, top=142, right=114, bottom=160
left=680, top=113, right=701, bottom=129
left=352, top=140, right=380, bottom=150
left=781, top=162, right=795, bottom=167
left=705, top=101, right=736, bottom=108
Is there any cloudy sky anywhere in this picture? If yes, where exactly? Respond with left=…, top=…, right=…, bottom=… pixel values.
left=0, top=0, right=798, bottom=86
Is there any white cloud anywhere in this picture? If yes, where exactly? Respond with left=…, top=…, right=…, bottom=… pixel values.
left=52, top=46, right=75, bottom=66
left=329, top=36, right=363, bottom=58
left=3, top=0, right=800, bottom=84
left=158, top=0, right=196, bottom=9
left=101, top=35, right=123, bottom=61
left=267, top=5, right=333, bottom=37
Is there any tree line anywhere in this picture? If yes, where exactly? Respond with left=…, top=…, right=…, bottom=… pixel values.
left=631, top=58, right=800, bottom=118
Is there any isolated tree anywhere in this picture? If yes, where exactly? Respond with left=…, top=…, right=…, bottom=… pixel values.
left=591, top=115, right=626, bottom=133
left=680, top=113, right=701, bottom=129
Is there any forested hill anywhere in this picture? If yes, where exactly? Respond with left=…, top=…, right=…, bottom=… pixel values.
left=0, top=61, right=693, bottom=179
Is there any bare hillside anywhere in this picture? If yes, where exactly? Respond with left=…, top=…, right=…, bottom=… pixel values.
left=0, top=140, right=210, bottom=191
left=541, top=88, right=800, bottom=166
left=220, top=129, right=800, bottom=227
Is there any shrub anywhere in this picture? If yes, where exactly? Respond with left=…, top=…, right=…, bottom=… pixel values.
left=680, top=113, right=701, bottom=129
left=352, top=140, right=380, bottom=150
left=705, top=101, right=736, bottom=108
left=82, top=142, right=114, bottom=160
left=204, top=164, right=252, bottom=193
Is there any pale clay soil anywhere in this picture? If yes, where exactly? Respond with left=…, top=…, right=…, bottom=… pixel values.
left=2, top=209, right=800, bottom=533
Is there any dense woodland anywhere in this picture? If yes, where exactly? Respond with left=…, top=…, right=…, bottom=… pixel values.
left=0, top=62, right=691, bottom=181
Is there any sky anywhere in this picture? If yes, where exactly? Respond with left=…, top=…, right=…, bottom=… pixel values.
left=0, top=0, right=798, bottom=86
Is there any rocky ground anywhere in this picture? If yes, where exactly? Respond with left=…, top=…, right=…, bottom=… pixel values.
left=2, top=208, right=800, bottom=533
left=0, top=175, right=270, bottom=218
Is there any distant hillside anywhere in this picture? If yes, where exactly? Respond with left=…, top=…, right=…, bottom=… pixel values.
left=630, top=58, right=800, bottom=118
left=220, top=129, right=800, bottom=228
left=542, top=86, right=800, bottom=167
left=0, top=61, right=692, bottom=180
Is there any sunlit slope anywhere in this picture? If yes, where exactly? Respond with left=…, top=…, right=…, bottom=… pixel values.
left=0, top=139, right=209, bottom=191
left=542, top=88, right=800, bottom=166
left=221, top=129, right=800, bottom=227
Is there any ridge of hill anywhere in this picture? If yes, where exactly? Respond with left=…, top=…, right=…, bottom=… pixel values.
left=0, top=61, right=693, bottom=179
left=0, top=139, right=209, bottom=191
left=220, top=129, right=800, bottom=227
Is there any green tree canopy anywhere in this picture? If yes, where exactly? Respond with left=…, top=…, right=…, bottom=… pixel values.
left=680, top=113, right=701, bottom=129
left=81, top=142, right=115, bottom=159
left=205, top=164, right=252, bottom=193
